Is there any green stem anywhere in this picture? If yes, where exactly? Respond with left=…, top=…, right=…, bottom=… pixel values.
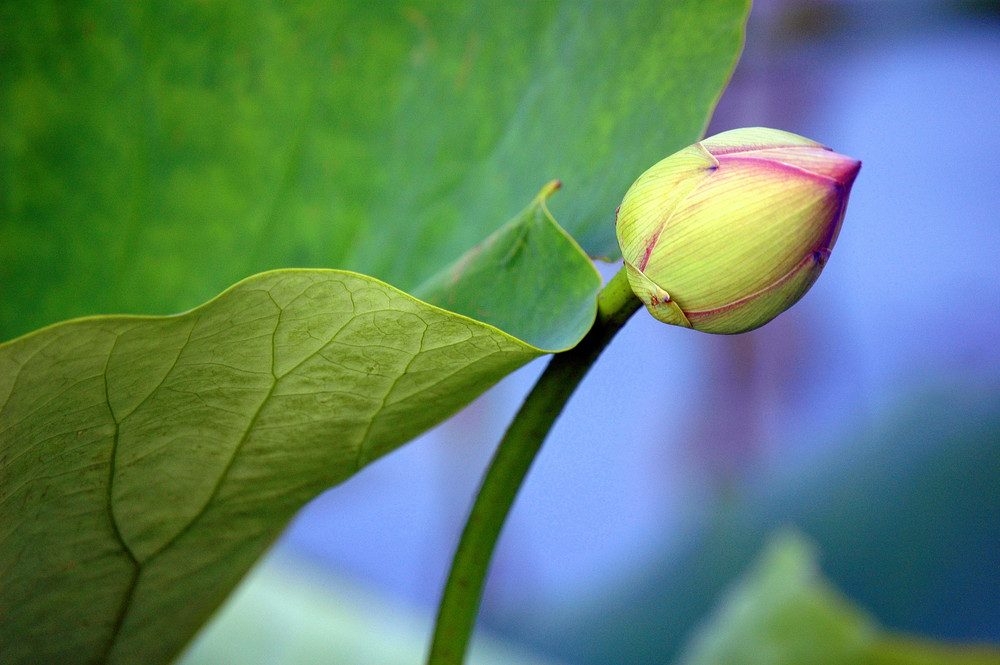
left=426, top=266, right=641, bottom=665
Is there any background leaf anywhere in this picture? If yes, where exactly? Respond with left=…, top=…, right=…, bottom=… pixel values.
left=0, top=269, right=555, bottom=664
left=1, top=179, right=601, bottom=663
left=677, top=532, right=1000, bottom=665
left=0, top=0, right=748, bottom=342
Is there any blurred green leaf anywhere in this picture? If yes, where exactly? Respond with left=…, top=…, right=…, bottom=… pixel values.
left=176, top=552, right=569, bottom=665
left=0, top=0, right=748, bottom=342
left=677, top=532, right=1000, bottom=665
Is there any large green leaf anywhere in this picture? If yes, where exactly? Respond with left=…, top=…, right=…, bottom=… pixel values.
left=0, top=274, right=535, bottom=664
left=0, top=0, right=748, bottom=342
left=677, top=533, right=1000, bottom=665
left=0, top=183, right=602, bottom=664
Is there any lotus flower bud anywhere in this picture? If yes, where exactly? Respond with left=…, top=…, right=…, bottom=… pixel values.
left=616, top=127, right=860, bottom=334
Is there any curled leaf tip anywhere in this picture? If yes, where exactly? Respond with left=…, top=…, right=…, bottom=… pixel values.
left=537, top=179, right=562, bottom=203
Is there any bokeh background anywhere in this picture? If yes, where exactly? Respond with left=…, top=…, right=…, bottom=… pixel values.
left=184, top=1, right=1000, bottom=663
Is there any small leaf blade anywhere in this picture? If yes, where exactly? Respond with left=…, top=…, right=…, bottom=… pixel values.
left=415, top=181, right=602, bottom=351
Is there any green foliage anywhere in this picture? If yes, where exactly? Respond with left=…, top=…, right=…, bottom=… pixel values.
left=0, top=0, right=750, bottom=663
left=677, top=533, right=1000, bottom=665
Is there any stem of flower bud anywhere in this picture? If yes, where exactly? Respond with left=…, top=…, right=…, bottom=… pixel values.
left=426, top=265, right=641, bottom=665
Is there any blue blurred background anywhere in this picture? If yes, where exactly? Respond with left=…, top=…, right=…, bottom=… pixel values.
left=185, top=1, right=1000, bottom=663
